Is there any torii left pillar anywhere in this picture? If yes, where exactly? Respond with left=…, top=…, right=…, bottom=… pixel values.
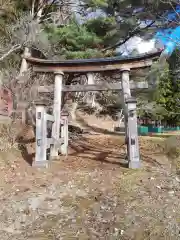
left=121, top=68, right=131, bottom=164
left=121, top=68, right=140, bottom=169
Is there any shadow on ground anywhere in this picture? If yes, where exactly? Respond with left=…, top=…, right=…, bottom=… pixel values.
left=68, top=135, right=164, bottom=168
left=15, top=126, right=35, bottom=166
left=18, top=145, right=34, bottom=166
left=69, top=137, right=128, bottom=168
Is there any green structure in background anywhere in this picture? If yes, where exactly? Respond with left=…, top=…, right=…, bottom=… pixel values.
left=148, top=126, right=163, bottom=133
left=138, top=125, right=180, bottom=135
left=138, top=126, right=149, bottom=135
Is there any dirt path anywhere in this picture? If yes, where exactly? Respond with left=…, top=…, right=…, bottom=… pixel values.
left=0, top=128, right=179, bottom=239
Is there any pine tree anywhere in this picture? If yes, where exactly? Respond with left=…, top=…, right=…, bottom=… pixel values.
left=154, top=63, right=180, bottom=125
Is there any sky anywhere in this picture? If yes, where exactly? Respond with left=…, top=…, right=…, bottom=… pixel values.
left=117, top=37, right=156, bottom=55
left=134, top=5, right=180, bottom=56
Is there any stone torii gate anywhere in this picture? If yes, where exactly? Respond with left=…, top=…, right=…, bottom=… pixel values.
left=25, top=51, right=161, bottom=169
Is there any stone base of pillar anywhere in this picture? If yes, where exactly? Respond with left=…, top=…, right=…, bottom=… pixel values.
left=128, top=160, right=141, bottom=169
left=32, top=161, right=49, bottom=168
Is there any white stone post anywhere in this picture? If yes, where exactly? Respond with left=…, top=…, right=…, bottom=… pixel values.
left=34, top=105, right=48, bottom=167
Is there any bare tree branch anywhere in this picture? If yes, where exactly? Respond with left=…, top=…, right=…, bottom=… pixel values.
left=0, top=44, right=21, bottom=61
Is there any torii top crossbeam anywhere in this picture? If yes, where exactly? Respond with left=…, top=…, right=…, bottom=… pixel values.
left=25, top=51, right=161, bottom=73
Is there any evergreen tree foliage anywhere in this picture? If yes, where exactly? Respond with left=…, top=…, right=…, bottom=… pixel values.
left=154, top=62, right=180, bottom=125
left=46, top=20, right=103, bottom=59
left=46, top=16, right=117, bottom=59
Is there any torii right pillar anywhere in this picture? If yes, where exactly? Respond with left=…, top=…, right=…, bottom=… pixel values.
left=126, top=97, right=140, bottom=168
left=121, top=68, right=140, bottom=169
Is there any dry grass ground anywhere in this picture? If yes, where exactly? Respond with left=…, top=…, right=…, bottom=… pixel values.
left=0, top=117, right=179, bottom=239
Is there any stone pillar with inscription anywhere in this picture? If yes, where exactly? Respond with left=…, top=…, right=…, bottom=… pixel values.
left=125, top=97, right=140, bottom=169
